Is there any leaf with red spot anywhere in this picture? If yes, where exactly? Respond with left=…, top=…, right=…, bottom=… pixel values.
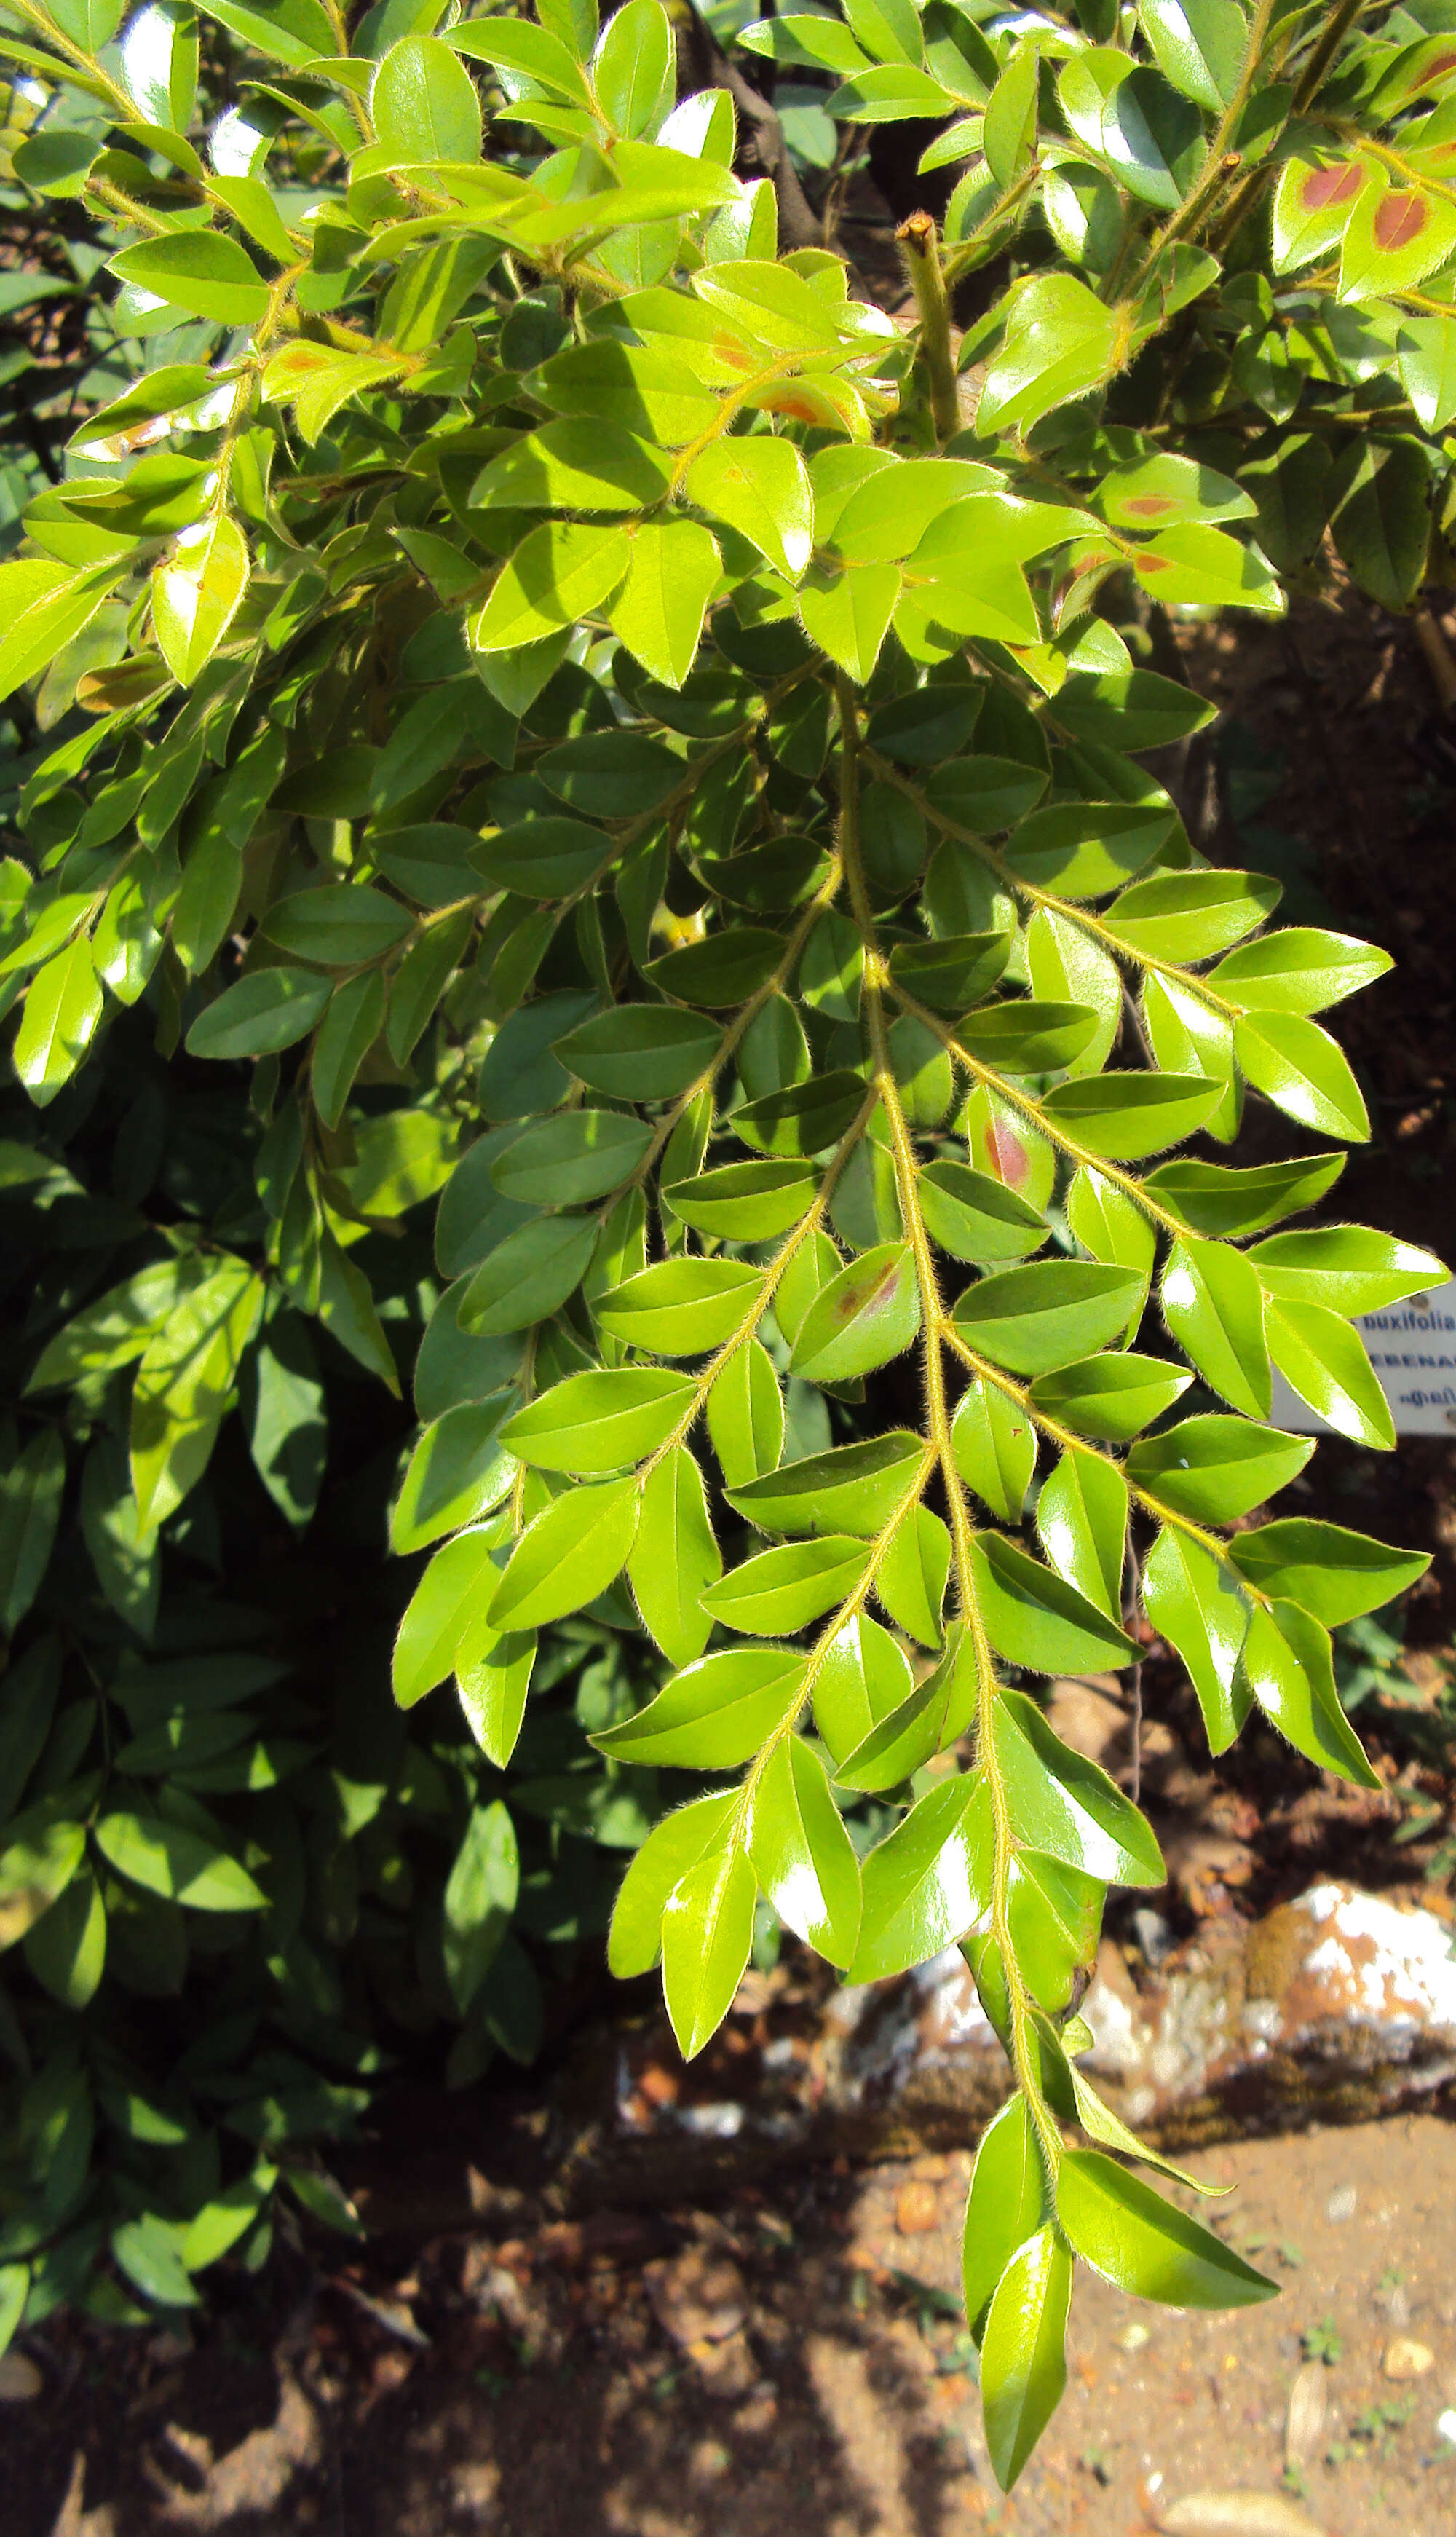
left=1096, top=453, right=1254, bottom=530
left=1370, top=32, right=1456, bottom=115
left=788, top=1242, right=921, bottom=1383
left=1339, top=175, right=1456, bottom=303
left=1270, top=154, right=1368, bottom=273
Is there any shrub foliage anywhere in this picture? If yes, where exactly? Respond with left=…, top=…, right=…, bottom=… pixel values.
left=0, top=0, right=1449, bottom=2479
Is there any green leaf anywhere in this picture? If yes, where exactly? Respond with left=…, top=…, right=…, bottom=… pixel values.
left=661, top=1842, right=756, bottom=2058
left=0, top=1804, right=86, bottom=1951
left=263, top=884, right=411, bottom=964
left=1133, top=521, right=1283, bottom=615
left=917, top=1162, right=1048, bottom=1264
left=490, top=1478, right=639, bottom=1627
left=1238, top=1598, right=1381, bottom=1788
left=1162, top=1234, right=1270, bottom=1418
left=456, top=1632, right=537, bottom=1767
left=391, top=1395, right=516, bottom=1555
left=957, top=1001, right=1103, bottom=1076
left=1328, top=440, right=1431, bottom=612
left=1145, top=1153, right=1345, bottom=1239
left=185, top=968, right=332, bottom=1062
left=983, top=41, right=1039, bottom=188
left=962, top=2094, right=1051, bottom=2341
left=1229, top=1518, right=1428, bottom=1623
left=951, top=1378, right=1036, bottom=1523
left=608, top=518, right=721, bottom=687
left=392, top=1525, right=502, bottom=1708
left=1141, top=0, right=1247, bottom=109
left=628, top=1445, right=720, bottom=1665
left=1127, top=1414, right=1313, bottom=1522
left=1002, top=803, right=1171, bottom=900
left=442, top=1800, right=517, bottom=2011
left=1058, top=2149, right=1278, bottom=2308
left=646, top=927, right=785, bottom=1007
left=592, top=1646, right=805, bottom=1766
left=1142, top=1526, right=1251, bottom=1752
left=667, top=1160, right=818, bottom=1240
left=729, top=1430, right=925, bottom=1537
left=529, top=336, right=720, bottom=446
left=1104, top=867, right=1281, bottom=960
left=313, top=972, right=387, bottom=1129
left=81, top=1430, right=160, bottom=1636
left=540, top=727, right=683, bottom=818
left=702, top=1536, right=869, bottom=1635
left=558, top=1004, right=721, bottom=1100
left=845, top=1772, right=992, bottom=1982
left=706, top=1338, right=783, bottom=1486
left=812, top=1611, right=914, bottom=1765
left=747, top=1737, right=861, bottom=1966
left=685, top=437, right=814, bottom=581
left=471, top=418, right=673, bottom=513
left=993, top=1684, right=1160, bottom=1882
left=0, top=559, right=122, bottom=706
left=111, top=2214, right=200, bottom=2312
left=1029, top=1353, right=1191, bottom=1442
left=1041, top=1071, right=1224, bottom=1160
left=130, top=1258, right=265, bottom=1529
left=1234, top=1011, right=1369, bottom=1140
left=152, top=518, right=250, bottom=686
left=1267, top=1297, right=1394, bottom=1448
left=1249, top=1226, right=1443, bottom=1314
left=111, top=233, right=268, bottom=326
left=471, top=521, right=630, bottom=651
left=0, top=1428, right=65, bottom=1635
left=13, top=937, right=103, bottom=1102
left=94, top=1810, right=266, bottom=1911
left=373, top=33, right=483, bottom=159
left=876, top=1501, right=951, bottom=1646
left=1211, top=927, right=1391, bottom=1012
left=502, top=1368, right=692, bottom=1474
left=953, top=1261, right=1147, bottom=1374
left=459, top=1214, right=598, bottom=1335
left=1037, top=1445, right=1126, bottom=1615
left=788, top=1242, right=920, bottom=1382
left=735, top=1071, right=869, bottom=1157
left=490, top=1108, right=652, bottom=1207
left=979, top=2225, right=1072, bottom=2492
left=608, top=1791, right=736, bottom=1977
left=595, top=1258, right=764, bottom=1354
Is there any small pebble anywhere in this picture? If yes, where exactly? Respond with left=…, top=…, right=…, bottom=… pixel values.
left=1382, top=2336, right=1434, bottom=2380
left=1436, top=2407, right=1456, bottom=2447
left=1116, top=2321, right=1152, bottom=2353
left=1326, top=2184, right=1358, bottom=2223
left=0, top=2351, right=41, bottom=2402
left=895, top=2179, right=940, bottom=2236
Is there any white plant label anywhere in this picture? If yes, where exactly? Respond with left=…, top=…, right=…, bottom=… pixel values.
left=1269, top=1279, right=1456, bottom=1437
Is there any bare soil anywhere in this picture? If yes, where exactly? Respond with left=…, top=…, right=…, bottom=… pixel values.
left=4, top=2114, right=1455, bottom=2537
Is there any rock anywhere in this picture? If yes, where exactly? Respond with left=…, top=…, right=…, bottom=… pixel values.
left=0, top=2349, right=41, bottom=2400
left=1133, top=1907, right=1174, bottom=1967
left=1325, top=2184, right=1358, bottom=2222
left=1382, top=2336, right=1435, bottom=2379
left=1155, top=2498, right=1329, bottom=2536
left=1283, top=2361, right=1328, bottom=2469
left=547, top=1877, right=1456, bottom=2210
left=894, top=2179, right=940, bottom=2236
left=643, top=2246, right=748, bottom=2348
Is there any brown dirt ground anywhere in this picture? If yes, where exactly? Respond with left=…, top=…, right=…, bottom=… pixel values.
left=4, top=2113, right=1456, bottom=2537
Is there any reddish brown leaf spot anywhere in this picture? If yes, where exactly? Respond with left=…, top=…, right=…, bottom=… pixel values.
left=833, top=1265, right=900, bottom=1326
left=1374, top=190, right=1431, bottom=253
left=986, top=1121, right=1029, bottom=1188
left=713, top=333, right=758, bottom=374
left=1123, top=494, right=1177, bottom=518
left=760, top=394, right=820, bottom=425
left=1414, top=46, right=1456, bottom=84
left=1135, top=551, right=1174, bottom=575
left=1301, top=159, right=1364, bottom=210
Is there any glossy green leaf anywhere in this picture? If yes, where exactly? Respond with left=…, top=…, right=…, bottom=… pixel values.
left=789, top=1242, right=920, bottom=1382
left=392, top=1525, right=502, bottom=1707
left=728, top=1430, right=925, bottom=1537
left=661, top=1842, right=756, bottom=2059
left=592, top=1647, right=805, bottom=1767
left=628, top=1445, right=721, bottom=1665
left=607, top=1792, right=736, bottom=1978
left=980, top=2225, right=1072, bottom=2492
left=844, top=1772, right=992, bottom=1983
left=962, top=2094, right=1051, bottom=2342
left=1127, top=1414, right=1313, bottom=1522
left=1058, top=2149, right=1278, bottom=2308
left=1228, top=1518, right=1428, bottom=1623
left=489, top=1478, right=639, bottom=1628
left=953, top=1261, right=1147, bottom=1374
left=993, top=1684, right=1160, bottom=1883
left=1238, top=1599, right=1381, bottom=1788
left=1162, top=1234, right=1271, bottom=1418
left=951, top=1378, right=1036, bottom=1522
left=94, top=1810, right=266, bottom=1911
left=502, top=1368, right=693, bottom=1473
left=748, top=1737, right=861, bottom=1965
left=1029, top=1353, right=1191, bottom=1442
